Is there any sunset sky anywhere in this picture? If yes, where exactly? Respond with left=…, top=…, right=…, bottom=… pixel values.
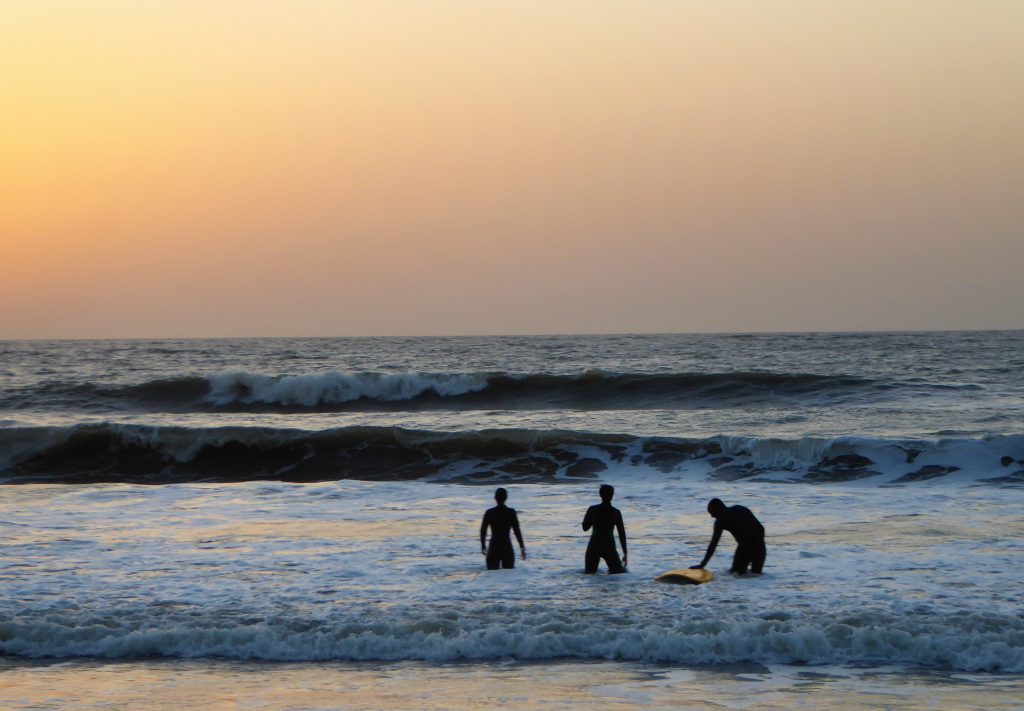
left=2, top=1, right=1022, bottom=338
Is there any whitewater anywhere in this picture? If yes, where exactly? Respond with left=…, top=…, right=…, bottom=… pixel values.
left=1, top=332, right=1022, bottom=709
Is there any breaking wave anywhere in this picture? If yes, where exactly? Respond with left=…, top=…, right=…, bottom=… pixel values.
left=0, top=603, right=1020, bottom=671
left=3, top=370, right=895, bottom=413
left=1, top=423, right=1020, bottom=486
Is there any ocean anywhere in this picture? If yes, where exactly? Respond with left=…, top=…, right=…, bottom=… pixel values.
left=1, top=332, right=1022, bottom=709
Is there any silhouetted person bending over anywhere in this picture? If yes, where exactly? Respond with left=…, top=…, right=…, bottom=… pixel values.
left=692, top=498, right=765, bottom=575
left=480, top=487, right=525, bottom=569
left=582, top=484, right=628, bottom=574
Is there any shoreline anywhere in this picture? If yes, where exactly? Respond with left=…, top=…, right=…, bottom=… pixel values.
left=3, top=658, right=1022, bottom=710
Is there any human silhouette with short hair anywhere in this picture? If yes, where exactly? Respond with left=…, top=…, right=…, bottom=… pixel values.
left=582, top=484, right=628, bottom=574
left=480, top=487, right=525, bottom=569
left=691, top=498, right=765, bottom=575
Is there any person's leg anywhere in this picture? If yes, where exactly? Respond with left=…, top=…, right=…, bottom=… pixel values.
left=750, top=538, right=766, bottom=574
left=501, top=550, right=515, bottom=569
left=604, top=546, right=626, bottom=574
left=731, top=544, right=751, bottom=575
left=486, top=553, right=500, bottom=570
left=585, top=542, right=600, bottom=573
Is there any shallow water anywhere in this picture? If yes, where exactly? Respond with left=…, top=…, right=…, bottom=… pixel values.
left=2, top=333, right=1022, bottom=707
left=2, top=659, right=1023, bottom=710
left=1, top=478, right=1021, bottom=671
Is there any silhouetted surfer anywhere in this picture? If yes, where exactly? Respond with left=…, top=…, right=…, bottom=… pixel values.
left=480, top=487, right=526, bottom=569
left=582, top=484, right=628, bottom=574
left=691, top=498, right=765, bottom=575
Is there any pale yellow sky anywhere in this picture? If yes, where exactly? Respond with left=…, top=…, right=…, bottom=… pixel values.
left=2, top=1, right=1022, bottom=338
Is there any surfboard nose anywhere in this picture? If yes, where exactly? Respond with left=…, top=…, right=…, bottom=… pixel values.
left=655, top=569, right=714, bottom=585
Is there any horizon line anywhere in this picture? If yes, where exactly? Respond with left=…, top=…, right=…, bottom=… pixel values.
left=2, top=327, right=1022, bottom=343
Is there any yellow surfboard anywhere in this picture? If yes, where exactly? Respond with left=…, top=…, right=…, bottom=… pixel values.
left=655, top=568, right=714, bottom=585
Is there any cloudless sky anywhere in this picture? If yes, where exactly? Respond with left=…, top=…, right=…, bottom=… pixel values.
left=2, top=1, right=1022, bottom=338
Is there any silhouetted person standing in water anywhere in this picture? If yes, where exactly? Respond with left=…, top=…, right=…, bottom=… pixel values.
left=480, top=487, right=525, bottom=569
left=582, top=484, right=628, bottom=574
left=692, top=498, right=765, bottom=575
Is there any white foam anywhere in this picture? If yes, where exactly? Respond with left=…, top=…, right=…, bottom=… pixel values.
left=715, top=433, right=1024, bottom=483
left=720, top=435, right=832, bottom=469
left=0, top=607, right=1020, bottom=671
left=1, top=477, right=1022, bottom=671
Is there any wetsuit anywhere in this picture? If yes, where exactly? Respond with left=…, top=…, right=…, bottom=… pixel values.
left=703, top=505, right=766, bottom=574
left=480, top=504, right=524, bottom=570
left=582, top=502, right=627, bottom=574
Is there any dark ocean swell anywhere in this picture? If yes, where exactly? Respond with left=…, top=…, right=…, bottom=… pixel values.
left=4, top=370, right=908, bottom=413
left=1, top=424, right=1021, bottom=486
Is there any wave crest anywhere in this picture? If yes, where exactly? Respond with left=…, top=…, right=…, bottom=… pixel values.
left=1, top=605, right=1020, bottom=671
left=1, top=424, right=1021, bottom=486
left=2, top=370, right=892, bottom=413
left=206, top=371, right=491, bottom=406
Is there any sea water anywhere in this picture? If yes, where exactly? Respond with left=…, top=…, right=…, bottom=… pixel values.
left=1, top=332, right=1022, bottom=709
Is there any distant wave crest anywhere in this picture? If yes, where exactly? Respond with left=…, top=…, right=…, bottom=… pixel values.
left=206, top=370, right=491, bottom=406
left=5, top=370, right=891, bottom=413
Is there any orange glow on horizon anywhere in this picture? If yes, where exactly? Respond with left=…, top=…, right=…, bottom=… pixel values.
left=2, top=1, right=1023, bottom=337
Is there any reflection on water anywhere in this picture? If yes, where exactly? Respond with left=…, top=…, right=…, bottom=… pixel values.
left=1, top=659, right=1022, bottom=711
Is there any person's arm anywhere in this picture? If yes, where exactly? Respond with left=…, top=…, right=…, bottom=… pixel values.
left=692, top=521, right=722, bottom=569
left=582, top=506, right=593, bottom=532
left=616, top=511, right=628, bottom=567
left=480, top=511, right=489, bottom=555
left=512, top=510, right=526, bottom=560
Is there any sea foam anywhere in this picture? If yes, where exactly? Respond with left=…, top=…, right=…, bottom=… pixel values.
left=1, top=606, right=1020, bottom=671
